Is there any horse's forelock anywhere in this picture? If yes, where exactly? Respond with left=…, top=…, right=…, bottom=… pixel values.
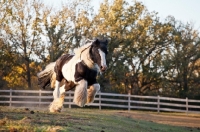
left=99, top=41, right=108, bottom=55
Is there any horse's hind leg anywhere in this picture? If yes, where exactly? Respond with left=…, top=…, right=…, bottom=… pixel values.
left=53, top=81, right=60, bottom=99
left=73, top=79, right=87, bottom=107
left=53, top=55, right=66, bottom=99
left=50, top=84, right=65, bottom=113
left=86, top=83, right=100, bottom=104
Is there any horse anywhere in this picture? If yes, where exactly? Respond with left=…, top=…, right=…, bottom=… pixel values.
left=37, top=39, right=108, bottom=112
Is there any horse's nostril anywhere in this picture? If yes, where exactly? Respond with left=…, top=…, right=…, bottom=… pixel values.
left=101, top=66, right=107, bottom=71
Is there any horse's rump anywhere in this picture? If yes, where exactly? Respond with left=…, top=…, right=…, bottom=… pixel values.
left=37, top=54, right=74, bottom=89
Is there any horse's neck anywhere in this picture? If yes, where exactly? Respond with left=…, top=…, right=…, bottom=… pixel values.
left=79, top=49, right=99, bottom=71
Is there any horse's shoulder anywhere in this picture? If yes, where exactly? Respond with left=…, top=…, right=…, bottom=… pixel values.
left=74, top=61, right=97, bottom=83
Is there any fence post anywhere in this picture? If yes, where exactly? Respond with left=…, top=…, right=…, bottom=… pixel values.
left=99, top=91, right=101, bottom=110
left=9, top=89, right=12, bottom=107
left=157, top=95, right=160, bottom=113
left=69, top=92, right=71, bottom=108
left=39, top=90, right=41, bottom=107
left=186, top=97, right=188, bottom=114
left=128, top=93, right=131, bottom=111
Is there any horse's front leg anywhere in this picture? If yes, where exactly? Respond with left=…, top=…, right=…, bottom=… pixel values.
left=73, top=79, right=87, bottom=107
left=86, top=83, right=100, bottom=104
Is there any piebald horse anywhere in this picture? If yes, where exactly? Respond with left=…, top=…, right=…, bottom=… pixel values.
left=37, top=39, right=108, bottom=112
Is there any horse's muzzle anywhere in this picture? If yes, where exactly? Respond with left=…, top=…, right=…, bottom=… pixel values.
left=100, top=66, right=107, bottom=72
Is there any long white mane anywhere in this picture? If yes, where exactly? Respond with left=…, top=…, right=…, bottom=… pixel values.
left=74, top=39, right=93, bottom=56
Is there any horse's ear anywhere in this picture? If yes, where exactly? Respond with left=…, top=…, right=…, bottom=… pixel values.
left=105, top=39, right=108, bottom=45
left=92, top=39, right=100, bottom=46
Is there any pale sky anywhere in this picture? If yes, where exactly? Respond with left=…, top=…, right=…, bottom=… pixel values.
left=43, top=0, right=200, bottom=31
left=138, top=0, right=200, bottom=30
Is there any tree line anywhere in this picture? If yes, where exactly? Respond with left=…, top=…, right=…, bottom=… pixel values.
left=0, top=0, right=200, bottom=99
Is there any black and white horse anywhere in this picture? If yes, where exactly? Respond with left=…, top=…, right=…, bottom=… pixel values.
left=37, top=39, right=108, bottom=112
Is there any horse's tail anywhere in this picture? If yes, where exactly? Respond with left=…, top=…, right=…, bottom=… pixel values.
left=37, top=62, right=56, bottom=89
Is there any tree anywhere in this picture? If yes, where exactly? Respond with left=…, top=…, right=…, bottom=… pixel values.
left=40, top=0, right=93, bottom=64
left=1, top=0, right=45, bottom=88
left=161, top=19, right=200, bottom=98
left=0, top=39, right=17, bottom=88
left=90, top=0, right=174, bottom=95
left=41, top=6, right=72, bottom=63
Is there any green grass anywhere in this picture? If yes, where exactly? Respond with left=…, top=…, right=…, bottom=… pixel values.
left=0, top=106, right=199, bottom=132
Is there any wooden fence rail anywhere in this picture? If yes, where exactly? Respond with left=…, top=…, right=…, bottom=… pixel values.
left=0, top=89, right=200, bottom=114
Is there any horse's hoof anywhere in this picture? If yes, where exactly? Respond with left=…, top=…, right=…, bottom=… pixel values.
left=73, top=99, right=86, bottom=107
left=49, top=106, right=63, bottom=113
left=55, top=107, right=62, bottom=112
left=49, top=103, right=63, bottom=112
left=49, top=95, right=65, bottom=113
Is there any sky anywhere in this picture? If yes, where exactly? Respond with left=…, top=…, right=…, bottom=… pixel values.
left=43, top=0, right=200, bottom=31
left=138, top=0, right=200, bottom=30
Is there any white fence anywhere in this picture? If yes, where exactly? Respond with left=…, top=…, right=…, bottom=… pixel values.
left=0, top=89, right=200, bottom=113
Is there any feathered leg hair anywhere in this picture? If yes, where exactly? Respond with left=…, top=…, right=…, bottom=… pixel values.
left=87, top=83, right=100, bottom=104
left=49, top=91, right=65, bottom=112
left=73, top=79, right=87, bottom=107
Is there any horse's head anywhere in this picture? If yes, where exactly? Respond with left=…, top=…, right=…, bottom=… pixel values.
left=89, top=39, right=108, bottom=72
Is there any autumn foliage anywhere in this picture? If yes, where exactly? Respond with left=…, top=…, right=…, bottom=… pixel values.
left=0, top=0, right=200, bottom=99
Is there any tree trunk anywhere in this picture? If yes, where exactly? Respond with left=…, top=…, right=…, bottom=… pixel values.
left=183, top=68, right=188, bottom=97
left=23, top=40, right=31, bottom=89
left=25, top=57, right=31, bottom=88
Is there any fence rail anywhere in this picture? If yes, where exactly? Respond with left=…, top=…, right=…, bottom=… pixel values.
left=0, top=89, right=200, bottom=113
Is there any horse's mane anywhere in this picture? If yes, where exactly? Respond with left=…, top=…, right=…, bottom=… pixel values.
left=74, top=39, right=93, bottom=56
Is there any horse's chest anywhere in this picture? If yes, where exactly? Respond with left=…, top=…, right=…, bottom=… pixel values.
left=61, top=58, right=97, bottom=86
left=74, top=61, right=97, bottom=85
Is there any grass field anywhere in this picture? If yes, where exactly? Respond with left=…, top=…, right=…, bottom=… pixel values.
left=0, top=106, right=199, bottom=132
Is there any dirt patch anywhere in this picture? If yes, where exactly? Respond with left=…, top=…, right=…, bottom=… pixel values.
left=116, top=111, right=200, bottom=128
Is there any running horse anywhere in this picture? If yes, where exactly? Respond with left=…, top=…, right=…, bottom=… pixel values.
left=37, top=39, right=108, bottom=112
